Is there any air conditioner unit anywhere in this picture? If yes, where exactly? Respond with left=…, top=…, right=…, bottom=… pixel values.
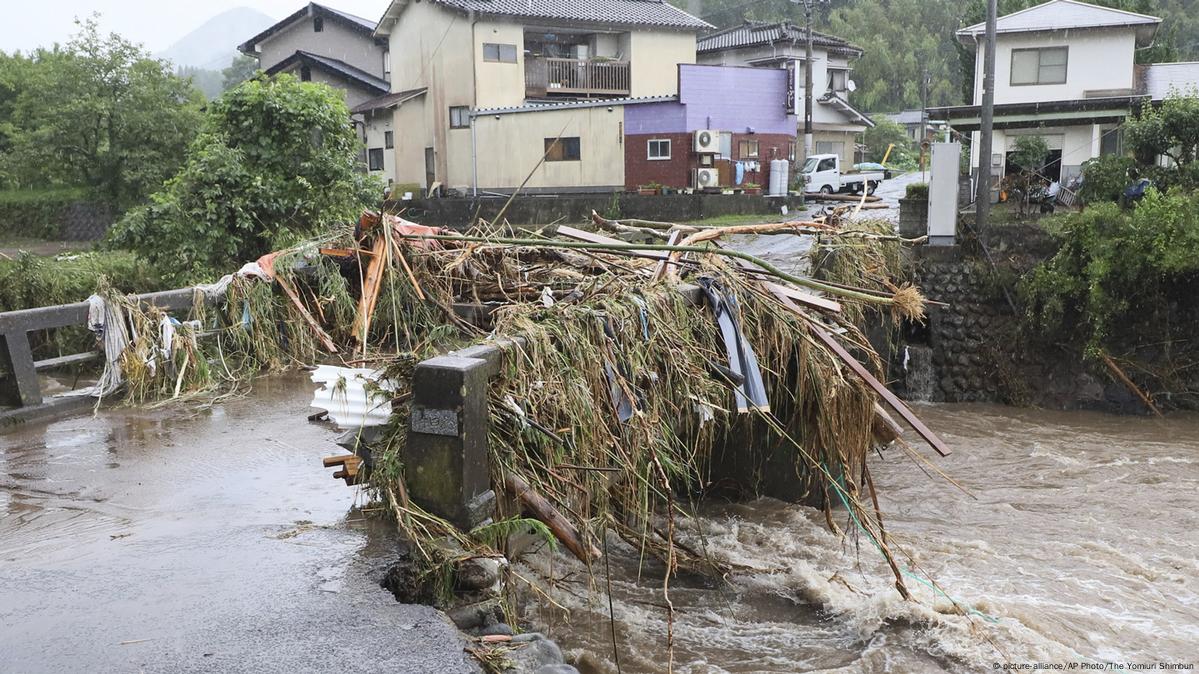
left=693, top=168, right=719, bottom=189
left=694, top=129, right=720, bottom=154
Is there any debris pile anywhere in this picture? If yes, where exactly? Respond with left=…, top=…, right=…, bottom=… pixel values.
left=82, top=207, right=949, bottom=660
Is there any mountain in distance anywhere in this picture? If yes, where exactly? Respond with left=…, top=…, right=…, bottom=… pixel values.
left=156, top=6, right=276, bottom=71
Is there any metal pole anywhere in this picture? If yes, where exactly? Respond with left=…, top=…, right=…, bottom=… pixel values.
left=804, top=0, right=815, bottom=159
left=976, top=0, right=997, bottom=230
left=470, top=112, right=478, bottom=197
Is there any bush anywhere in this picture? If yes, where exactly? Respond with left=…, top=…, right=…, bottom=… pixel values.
left=905, top=182, right=929, bottom=200
left=0, top=250, right=167, bottom=312
left=1078, top=155, right=1136, bottom=204
left=1021, top=189, right=1199, bottom=351
left=108, top=75, right=382, bottom=282
left=0, top=187, right=90, bottom=239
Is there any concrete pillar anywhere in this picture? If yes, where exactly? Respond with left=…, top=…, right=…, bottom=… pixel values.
left=1091, top=123, right=1102, bottom=160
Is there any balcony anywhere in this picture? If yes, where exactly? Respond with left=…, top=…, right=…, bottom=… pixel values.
left=525, top=57, right=631, bottom=98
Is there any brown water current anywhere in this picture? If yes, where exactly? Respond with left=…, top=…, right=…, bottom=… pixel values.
left=521, top=404, right=1199, bottom=673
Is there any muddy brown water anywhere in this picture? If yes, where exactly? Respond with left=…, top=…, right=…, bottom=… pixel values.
left=521, top=404, right=1199, bottom=673
left=4, top=377, right=1197, bottom=673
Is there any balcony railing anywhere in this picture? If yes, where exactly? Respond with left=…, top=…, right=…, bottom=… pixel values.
left=525, top=57, right=631, bottom=98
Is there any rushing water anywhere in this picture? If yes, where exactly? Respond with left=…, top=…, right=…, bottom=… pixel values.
left=522, top=404, right=1199, bottom=673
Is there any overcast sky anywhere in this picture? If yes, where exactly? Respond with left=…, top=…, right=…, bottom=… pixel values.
left=1, top=1, right=392, bottom=54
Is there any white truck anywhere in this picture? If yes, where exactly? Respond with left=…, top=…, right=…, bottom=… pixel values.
left=801, top=154, right=886, bottom=196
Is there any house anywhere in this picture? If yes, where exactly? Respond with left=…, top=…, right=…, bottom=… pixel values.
left=884, top=110, right=948, bottom=142
left=372, top=0, right=711, bottom=194
left=238, top=3, right=397, bottom=182
left=624, top=64, right=797, bottom=191
left=695, top=21, right=874, bottom=168
left=933, top=0, right=1199, bottom=186
left=237, top=3, right=390, bottom=110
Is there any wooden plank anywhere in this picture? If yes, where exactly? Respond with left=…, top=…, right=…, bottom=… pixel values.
left=351, top=236, right=389, bottom=343
left=804, top=318, right=952, bottom=457
left=652, top=231, right=684, bottom=281
left=556, top=225, right=668, bottom=261
left=763, top=282, right=842, bottom=314
left=275, top=274, right=340, bottom=354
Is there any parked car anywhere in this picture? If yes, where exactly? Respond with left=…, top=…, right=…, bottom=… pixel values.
left=802, top=154, right=886, bottom=195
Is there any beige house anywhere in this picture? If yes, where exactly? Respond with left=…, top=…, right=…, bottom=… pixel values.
left=696, top=22, right=873, bottom=168
left=239, top=3, right=399, bottom=183
left=373, top=0, right=710, bottom=194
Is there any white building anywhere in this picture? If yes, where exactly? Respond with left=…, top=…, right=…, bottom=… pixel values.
left=932, top=0, right=1199, bottom=187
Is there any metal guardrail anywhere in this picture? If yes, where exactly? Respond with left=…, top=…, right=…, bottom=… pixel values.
left=0, top=288, right=200, bottom=424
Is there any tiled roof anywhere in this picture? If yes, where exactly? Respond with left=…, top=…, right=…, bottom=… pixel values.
left=1143, top=62, right=1199, bottom=101
left=959, top=0, right=1158, bottom=39
left=426, top=0, right=711, bottom=30
left=351, top=88, right=427, bottom=114
left=475, top=95, right=678, bottom=116
left=697, top=22, right=861, bottom=56
left=239, top=3, right=379, bottom=54
left=266, top=51, right=390, bottom=93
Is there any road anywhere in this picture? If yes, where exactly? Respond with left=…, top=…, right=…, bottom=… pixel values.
left=0, top=375, right=479, bottom=674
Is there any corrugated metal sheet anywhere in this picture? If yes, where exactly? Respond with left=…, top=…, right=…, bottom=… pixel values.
left=310, top=366, right=396, bottom=429
left=959, top=0, right=1158, bottom=37
left=430, top=0, right=711, bottom=30
left=1143, top=62, right=1199, bottom=101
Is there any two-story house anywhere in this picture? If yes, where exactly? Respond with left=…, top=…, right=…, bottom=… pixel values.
left=238, top=3, right=397, bottom=181
left=933, top=0, right=1199, bottom=188
left=695, top=22, right=873, bottom=168
left=372, top=0, right=710, bottom=194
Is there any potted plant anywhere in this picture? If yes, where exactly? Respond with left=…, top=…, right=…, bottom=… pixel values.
left=743, top=182, right=762, bottom=195
left=638, top=182, right=663, bottom=196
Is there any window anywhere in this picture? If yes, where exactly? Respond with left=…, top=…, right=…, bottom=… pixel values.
left=314, top=16, right=324, bottom=32
left=1011, top=47, right=1067, bottom=86
left=384, top=131, right=394, bottom=149
left=449, top=106, right=470, bottom=129
left=718, top=132, right=733, bottom=159
left=1100, top=127, right=1121, bottom=156
left=383, top=51, right=391, bottom=80
left=300, top=65, right=311, bottom=82
left=368, top=148, right=384, bottom=172
left=483, top=43, right=518, bottom=63
left=827, top=69, right=847, bottom=92
left=817, top=157, right=836, bottom=172
left=545, top=137, right=581, bottom=161
left=815, top=141, right=845, bottom=157
left=738, top=139, right=759, bottom=158
left=647, top=139, right=671, bottom=160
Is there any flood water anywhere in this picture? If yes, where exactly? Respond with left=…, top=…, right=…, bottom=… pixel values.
left=3, top=375, right=1197, bottom=673
left=523, top=404, right=1199, bottom=673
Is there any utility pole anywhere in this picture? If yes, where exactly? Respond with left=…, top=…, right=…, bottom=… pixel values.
left=803, top=0, right=815, bottom=160
left=976, top=0, right=998, bottom=231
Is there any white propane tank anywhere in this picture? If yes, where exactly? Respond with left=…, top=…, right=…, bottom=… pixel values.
left=770, top=159, right=789, bottom=196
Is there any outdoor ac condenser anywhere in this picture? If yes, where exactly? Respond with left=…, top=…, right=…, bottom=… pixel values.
left=693, top=168, right=719, bottom=189
left=694, top=129, right=720, bottom=154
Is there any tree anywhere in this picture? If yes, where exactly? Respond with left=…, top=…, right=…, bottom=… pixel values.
left=0, top=18, right=204, bottom=207
left=862, top=116, right=916, bottom=167
left=1125, top=89, right=1199, bottom=167
left=222, top=54, right=260, bottom=91
left=108, top=74, right=382, bottom=281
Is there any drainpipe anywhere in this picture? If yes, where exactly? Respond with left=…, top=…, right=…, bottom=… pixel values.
left=471, top=111, right=479, bottom=197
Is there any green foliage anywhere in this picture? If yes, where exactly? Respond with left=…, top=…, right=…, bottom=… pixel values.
left=0, top=250, right=166, bottom=312
left=0, top=187, right=90, bottom=239
left=108, top=74, right=382, bottom=282
left=1124, top=89, right=1199, bottom=167
left=470, top=517, right=558, bottom=551
left=0, top=18, right=204, bottom=209
left=222, top=54, right=260, bottom=91
left=178, top=65, right=224, bottom=100
left=1009, top=136, right=1050, bottom=174
left=1079, top=155, right=1137, bottom=204
left=1021, top=189, right=1199, bottom=351
left=905, top=182, right=929, bottom=200
left=863, top=117, right=916, bottom=167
